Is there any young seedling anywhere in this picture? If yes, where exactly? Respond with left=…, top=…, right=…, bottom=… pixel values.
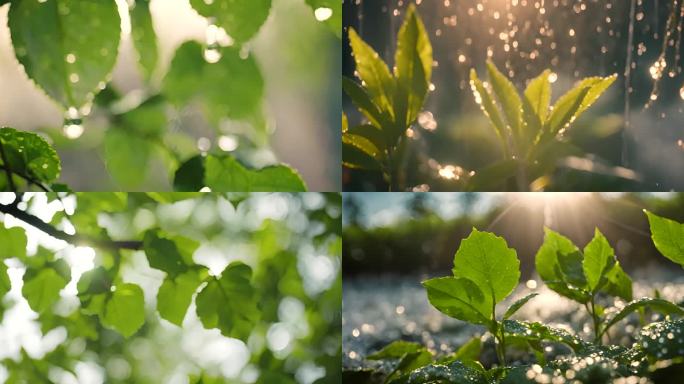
left=535, top=227, right=684, bottom=344
left=343, top=4, right=432, bottom=191
left=469, top=63, right=616, bottom=191
left=422, top=229, right=535, bottom=366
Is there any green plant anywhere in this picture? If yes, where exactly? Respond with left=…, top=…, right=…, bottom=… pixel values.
left=0, top=192, right=342, bottom=383
left=422, top=229, right=535, bottom=367
left=348, top=223, right=684, bottom=384
left=535, top=227, right=683, bottom=343
left=342, top=4, right=432, bottom=191
left=1, top=0, right=338, bottom=191
left=469, top=63, right=616, bottom=191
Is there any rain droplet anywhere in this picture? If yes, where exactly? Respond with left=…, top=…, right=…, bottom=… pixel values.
left=204, top=22, right=222, bottom=64
left=314, top=7, right=333, bottom=21
left=218, top=135, right=238, bottom=152
left=63, top=107, right=83, bottom=139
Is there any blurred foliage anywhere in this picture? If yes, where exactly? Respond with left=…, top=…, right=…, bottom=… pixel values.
left=0, top=0, right=340, bottom=191
left=0, top=192, right=341, bottom=383
left=343, top=192, right=684, bottom=276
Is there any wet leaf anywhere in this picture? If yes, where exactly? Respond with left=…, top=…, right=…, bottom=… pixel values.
left=343, top=141, right=382, bottom=171
left=486, top=61, right=523, bottom=143
left=8, top=0, right=120, bottom=108
left=406, top=361, right=487, bottom=384
left=368, top=341, right=426, bottom=359
left=503, top=320, right=589, bottom=353
left=639, top=319, right=684, bottom=360
left=601, top=298, right=684, bottom=337
left=0, top=127, right=61, bottom=186
left=189, top=0, right=271, bottom=43
left=104, top=128, right=151, bottom=189
left=347, top=28, right=395, bottom=115
left=469, top=70, right=508, bottom=151
left=524, top=70, right=551, bottom=122
left=535, top=228, right=590, bottom=303
left=545, top=85, right=590, bottom=135
left=342, top=77, right=392, bottom=132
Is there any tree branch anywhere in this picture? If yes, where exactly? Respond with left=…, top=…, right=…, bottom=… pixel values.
left=0, top=201, right=142, bottom=251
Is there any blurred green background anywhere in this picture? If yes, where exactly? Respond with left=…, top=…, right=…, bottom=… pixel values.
left=343, top=192, right=684, bottom=278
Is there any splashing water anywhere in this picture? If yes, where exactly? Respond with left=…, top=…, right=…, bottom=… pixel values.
left=63, top=107, right=83, bottom=139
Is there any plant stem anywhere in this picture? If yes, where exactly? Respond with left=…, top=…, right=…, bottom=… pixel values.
left=0, top=201, right=142, bottom=251
left=586, top=298, right=601, bottom=344
left=0, top=141, right=17, bottom=192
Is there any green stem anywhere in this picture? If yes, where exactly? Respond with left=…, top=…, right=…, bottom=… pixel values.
left=0, top=140, right=17, bottom=192
left=586, top=298, right=602, bottom=344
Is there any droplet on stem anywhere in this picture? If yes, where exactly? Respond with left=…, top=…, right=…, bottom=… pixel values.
left=203, top=21, right=222, bottom=64
left=63, top=107, right=83, bottom=139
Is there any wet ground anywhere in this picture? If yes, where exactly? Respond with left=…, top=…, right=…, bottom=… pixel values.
left=342, top=266, right=684, bottom=370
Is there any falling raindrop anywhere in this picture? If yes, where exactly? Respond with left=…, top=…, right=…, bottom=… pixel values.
left=203, top=20, right=222, bottom=64
left=63, top=106, right=83, bottom=139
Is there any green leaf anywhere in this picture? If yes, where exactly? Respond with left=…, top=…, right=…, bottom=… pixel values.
left=406, top=361, right=487, bottom=384
left=439, top=337, right=482, bottom=364
left=0, top=261, right=11, bottom=298
left=524, top=70, right=551, bottom=122
left=163, top=42, right=264, bottom=120
left=347, top=28, right=395, bottom=115
left=204, top=155, right=306, bottom=192
left=8, top=0, right=120, bottom=108
left=486, top=61, right=523, bottom=143
left=342, top=77, right=391, bottom=132
left=639, top=319, right=684, bottom=360
left=130, top=0, right=158, bottom=80
left=582, top=229, right=616, bottom=292
left=0, top=222, right=27, bottom=259
left=104, top=128, right=151, bottom=189
left=503, top=293, right=539, bottom=320
left=394, top=4, right=432, bottom=127
left=342, top=134, right=382, bottom=162
left=368, top=341, right=425, bottom=359
left=601, top=298, right=684, bottom=337
left=22, top=268, right=68, bottom=313
left=545, top=80, right=593, bottom=136
left=603, top=262, right=633, bottom=301
left=0, top=127, right=61, bottom=186
left=535, top=228, right=590, bottom=303
left=195, top=262, right=259, bottom=340
left=423, top=277, right=491, bottom=326
left=503, top=320, right=589, bottom=353
left=342, top=141, right=382, bottom=171
left=346, top=124, right=387, bottom=152
left=189, top=0, right=271, bottom=43
left=645, top=210, right=684, bottom=267
left=77, top=266, right=112, bottom=295
left=469, top=70, right=508, bottom=151
left=304, top=0, right=341, bottom=37
left=157, top=269, right=205, bottom=326
left=575, top=75, right=617, bottom=117
left=453, top=229, right=520, bottom=305
left=387, top=351, right=433, bottom=383
left=174, top=155, right=205, bottom=192
left=102, top=283, right=146, bottom=338
left=143, top=231, right=189, bottom=277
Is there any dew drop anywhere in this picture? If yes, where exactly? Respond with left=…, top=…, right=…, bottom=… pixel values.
left=218, top=135, right=238, bottom=152
left=314, top=7, right=333, bottom=21
left=63, top=107, right=83, bottom=139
